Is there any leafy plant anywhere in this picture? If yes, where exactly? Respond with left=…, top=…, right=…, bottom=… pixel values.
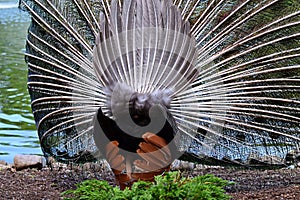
left=62, top=171, right=232, bottom=200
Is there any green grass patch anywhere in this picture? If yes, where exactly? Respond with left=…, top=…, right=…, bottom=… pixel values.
left=62, top=171, right=233, bottom=200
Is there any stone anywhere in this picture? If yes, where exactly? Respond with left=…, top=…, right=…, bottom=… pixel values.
left=287, top=165, right=295, bottom=169
left=171, top=159, right=181, bottom=170
left=0, top=160, right=7, bottom=165
left=14, top=155, right=46, bottom=171
left=0, top=160, right=12, bottom=171
left=171, top=159, right=196, bottom=170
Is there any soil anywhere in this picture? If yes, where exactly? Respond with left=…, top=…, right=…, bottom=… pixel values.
left=0, top=163, right=300, bottom=200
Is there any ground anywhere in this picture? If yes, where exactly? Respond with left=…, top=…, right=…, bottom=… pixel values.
left=0, top=163, right=299, bottom=200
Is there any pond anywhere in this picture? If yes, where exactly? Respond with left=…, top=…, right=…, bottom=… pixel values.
left=0, top=0, right=42, bottom=163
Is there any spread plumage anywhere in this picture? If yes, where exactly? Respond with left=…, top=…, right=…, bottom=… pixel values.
left=20, top=0, right=300, bottom=166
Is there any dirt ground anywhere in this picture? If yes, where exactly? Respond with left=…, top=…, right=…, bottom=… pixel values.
left=0, top=163, right=300, bottom=200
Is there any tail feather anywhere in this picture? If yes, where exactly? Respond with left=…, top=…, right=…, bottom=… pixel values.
left=20, top=0, right=300, bottom=165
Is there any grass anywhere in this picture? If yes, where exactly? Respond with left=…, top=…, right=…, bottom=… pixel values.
left=62, top=171, right=233, bottom=200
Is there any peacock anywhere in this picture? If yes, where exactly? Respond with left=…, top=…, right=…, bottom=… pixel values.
left=20, top=0, right=300, bottom=180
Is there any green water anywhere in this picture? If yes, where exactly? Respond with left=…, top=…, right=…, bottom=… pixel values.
left=0, top=1, right=42, bottom=163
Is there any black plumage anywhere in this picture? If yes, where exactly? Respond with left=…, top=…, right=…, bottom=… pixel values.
left=93, top=102, right=178, bottom=159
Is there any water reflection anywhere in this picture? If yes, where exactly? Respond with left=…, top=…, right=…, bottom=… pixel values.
left=0, top=1, right=42, bottom=163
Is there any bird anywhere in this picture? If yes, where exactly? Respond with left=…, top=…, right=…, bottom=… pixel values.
left=19, top=0, right=300, bottom=171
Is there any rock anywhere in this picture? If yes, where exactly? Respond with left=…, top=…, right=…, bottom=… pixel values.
left=0, top=160, right=12, bottom=171
left=286, top=165, right=295, bottom=169
left=171, top=159, right=181, bottom=170
left=14, top=155, right=46, bottom=171
left=171, top=159, right=195, bottom=170
left=0, top=160, right=7, bottom=165
left=82, top=162, right=106, bottom=172
left=46, top=156, right=68, bottom=170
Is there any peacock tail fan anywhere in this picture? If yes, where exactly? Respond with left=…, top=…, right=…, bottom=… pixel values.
left=19, top=0, right=300, bottom=166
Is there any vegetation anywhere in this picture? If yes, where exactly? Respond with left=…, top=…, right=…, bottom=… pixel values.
left=62, top=171, right=232, bottom=200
